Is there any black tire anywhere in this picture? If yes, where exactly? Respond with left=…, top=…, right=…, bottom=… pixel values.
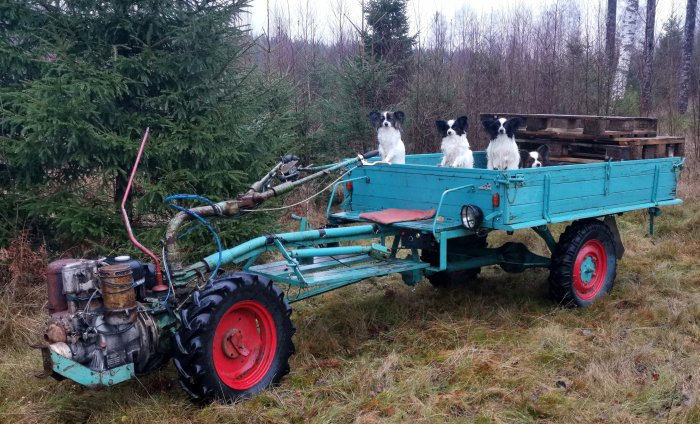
left=549, top=219, right=617, bottom=307
left=173, top=272, right=295, bottom=402
left=420, top=235, right=486, bottom=288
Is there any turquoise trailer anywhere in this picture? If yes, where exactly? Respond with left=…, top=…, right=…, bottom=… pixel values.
left=37, top=130, right=685, bottom=404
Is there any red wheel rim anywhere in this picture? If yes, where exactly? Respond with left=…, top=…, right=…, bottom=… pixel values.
left=573, top=239, right=608, bottom=301
left=213, top=300, right=277, bottom=390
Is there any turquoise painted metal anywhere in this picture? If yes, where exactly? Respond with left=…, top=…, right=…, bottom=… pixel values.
left=50, top=351, right=134, bottom=386
left=170, top=151, right=683, bottom=302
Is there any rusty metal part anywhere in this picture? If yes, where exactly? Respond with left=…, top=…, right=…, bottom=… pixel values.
left=222, top=328, right=250, bottom=359
left=44, top=314, right=71, bottom=343
left=46, top=259, right=80, bottom=314
left=164, top=200, right=242, bottom=271
left=99, top=264, right=137, bottom=325
left=120, top=128, right=167, bottom=293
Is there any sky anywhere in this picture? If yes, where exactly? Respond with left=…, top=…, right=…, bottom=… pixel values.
left=243, top=0, right=687, bottom=42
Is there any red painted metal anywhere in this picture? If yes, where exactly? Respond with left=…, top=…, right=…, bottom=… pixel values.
left=120, top=128, right=167, bottom=292
left=573, top=239, right=608, bottom=301
left=213, top=300, right=277, bottom=390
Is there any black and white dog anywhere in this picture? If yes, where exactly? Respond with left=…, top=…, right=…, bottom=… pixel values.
left=482, top=117, right=525, bottom=170
left=435, top=116, right=474, bottom=168
left=519, top=145, right=550, bottom=168
left=368, top=111, right=406, bottom=164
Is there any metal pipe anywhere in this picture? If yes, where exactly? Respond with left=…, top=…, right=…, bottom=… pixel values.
left=198, top=224, right=378, bottom=270
left=120, top=128, right=168, bottom=292
left=164, top=155, right=362, bottom=272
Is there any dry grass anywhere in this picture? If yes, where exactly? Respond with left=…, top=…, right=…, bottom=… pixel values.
left=2, top=189, right=700, bottom=423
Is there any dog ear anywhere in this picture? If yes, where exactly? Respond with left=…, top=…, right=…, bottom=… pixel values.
left=481, top=119, right=495, bottom=130
left=456, top=116, right=468, bottom=131
left=394, top=111, right=405, bottom=123
left=536, top=144, right=550, bottom=163
left=435, top=120, right=449, bottom=134
left=504, top=117, right=524, bottom=137
left=519, top=149, right=531, bottom=167
left=368, top=111, right=381, bottom=128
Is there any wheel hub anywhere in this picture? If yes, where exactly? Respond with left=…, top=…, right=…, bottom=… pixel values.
left=212, top=300, right=278, bottom=390
left=572, top=239, right=608, bottom=301
left=580, top=256, right=596, bottom=284
left=222, top=328, right=251, bottom=359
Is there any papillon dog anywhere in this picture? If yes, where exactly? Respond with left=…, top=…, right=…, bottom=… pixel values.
left=519, top=145, right=550, bottom=168
left=435, top=116, right=473, bottom=168
left=368, top=111, right=406, bottom=164
left=482, top=117, right=525, bottom=171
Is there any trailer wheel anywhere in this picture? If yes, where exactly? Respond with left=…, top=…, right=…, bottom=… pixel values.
left=549, top=219, right=617, bottom=307
left=420, top=235, right=486, bottom=288
left=173, top=272, right=295, bottom=402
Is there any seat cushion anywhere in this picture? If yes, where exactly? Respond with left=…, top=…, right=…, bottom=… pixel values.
left=359, top=208, right=437, bottom=225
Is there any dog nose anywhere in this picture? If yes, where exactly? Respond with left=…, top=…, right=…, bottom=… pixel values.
left=498, top=128, right=505, bottom=134
left=383, top=122, right=389, bottom=127
left=447, top=130, right=455, bottom=135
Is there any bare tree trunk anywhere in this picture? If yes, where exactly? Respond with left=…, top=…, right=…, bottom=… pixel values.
left=678, top=0, right=697, bottom=113
left=605, top=0, right=617, bottom=113
left=640, top=0, right=656, bottom=115
left=612, top=0, right=639, bottom=102
left=606, top=0, right=617, bottom=69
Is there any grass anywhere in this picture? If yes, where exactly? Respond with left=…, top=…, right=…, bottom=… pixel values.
left=2, top=194, right=700, bottom=423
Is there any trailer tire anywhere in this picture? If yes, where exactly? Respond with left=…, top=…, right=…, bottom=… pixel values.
left=173, top=272, right=295, bottom=403
left=549, top=219, right=617, bottom=307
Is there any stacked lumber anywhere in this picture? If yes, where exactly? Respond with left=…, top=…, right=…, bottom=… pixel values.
left=479, top=113, right=685, bottom=164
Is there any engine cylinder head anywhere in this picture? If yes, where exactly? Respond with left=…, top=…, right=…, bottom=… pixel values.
left=99, top=264, right=137, bottom=325
left=45, top=259, right=80, bottom=314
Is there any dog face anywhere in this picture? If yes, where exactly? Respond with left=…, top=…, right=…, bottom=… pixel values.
left=482, top=117, right=524, bottom=139
left=519, top=145, right=550, bottom=168
left=436, top=116, right=468, bottom=138
left=369, top=111, right=405, bottom=131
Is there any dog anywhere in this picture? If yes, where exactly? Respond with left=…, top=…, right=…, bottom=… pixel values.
left=482, top=117, right=524, bottom=170
left=368, top=111, right=406, bottom=164
left=435, top=116, right=473, bottom=168
left=519, top=145, right=550, bottom=168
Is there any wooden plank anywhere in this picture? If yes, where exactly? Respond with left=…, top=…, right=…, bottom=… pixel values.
left=599, top=130, right=659, bottom=137
left=549, top=156, right=601, bottom=164
left=630, top=145, right=643, bottom=160
left=611, top=136, right=685, bottom=146
left=642, top=145, right=657, bottom=159
left=481, top=112, right=658, bottom=120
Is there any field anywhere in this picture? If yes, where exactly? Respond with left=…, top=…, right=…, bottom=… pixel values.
left=1, top=179, right=699, bottom=424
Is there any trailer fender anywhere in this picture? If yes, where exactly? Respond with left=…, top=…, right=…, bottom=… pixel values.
left=603, top=215, right=625, bottom=259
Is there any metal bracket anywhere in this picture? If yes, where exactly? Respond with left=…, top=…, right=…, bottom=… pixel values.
left=326, top=176, right=368, bottom=218
left=432, top=184, right=475, bottom=238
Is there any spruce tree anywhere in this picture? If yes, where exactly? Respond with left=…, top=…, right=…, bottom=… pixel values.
left=0, top=1, right=295, bottom=254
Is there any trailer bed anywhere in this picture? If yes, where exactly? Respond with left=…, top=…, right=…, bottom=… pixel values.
left=331, top=152, right=683, bottom=233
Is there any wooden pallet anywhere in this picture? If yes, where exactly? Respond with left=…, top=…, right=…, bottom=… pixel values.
left=480, top=113, right=685, bottom=162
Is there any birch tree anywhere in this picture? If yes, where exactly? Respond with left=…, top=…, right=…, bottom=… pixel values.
left=611, top=0, right=639, bottom=101
left=678, top=0, right=697, bottom=113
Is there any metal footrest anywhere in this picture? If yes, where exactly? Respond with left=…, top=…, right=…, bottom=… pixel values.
left=248, top=253, right=428, bottom=287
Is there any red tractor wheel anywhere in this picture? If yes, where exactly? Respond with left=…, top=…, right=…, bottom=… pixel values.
left=173, top=272, right=295, bottom=402
left=549, top=219, right=618, bottom=307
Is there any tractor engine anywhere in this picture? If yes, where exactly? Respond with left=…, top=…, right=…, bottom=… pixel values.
left=43, top=257, right=163, bottom=375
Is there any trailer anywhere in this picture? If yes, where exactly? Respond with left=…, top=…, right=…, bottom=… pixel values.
left=36, top=125, right=685, bottom=403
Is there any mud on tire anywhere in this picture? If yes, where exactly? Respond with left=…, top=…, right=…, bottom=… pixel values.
left=173, top=272, right=295, bottom=402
